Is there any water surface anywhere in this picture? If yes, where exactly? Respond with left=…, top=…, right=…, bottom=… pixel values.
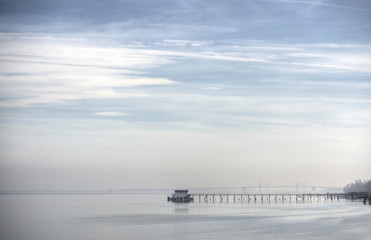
left=0, top=194, right=370, bottom=240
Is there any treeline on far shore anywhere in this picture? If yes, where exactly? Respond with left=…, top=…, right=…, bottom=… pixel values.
left=343, top=180, right=371, bottom=193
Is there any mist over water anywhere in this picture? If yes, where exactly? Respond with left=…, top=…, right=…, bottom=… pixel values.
left=0, top=194, right=370, bottom=240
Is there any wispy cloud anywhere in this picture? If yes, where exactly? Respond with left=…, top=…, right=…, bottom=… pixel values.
left=1, top=32, right=370, bottom=109
left=155, top=24, right=239, bottom=33
left=94, top=112, right=126, bottom=117
left=160, top=39, right=212, bottom=47
left=268, top=0, right=371, bottom=12
left=171, top=43, right=371, bottom=73
left=0, top=34, right=176, bottom=107
left=262, top=79, right=371, bottom=89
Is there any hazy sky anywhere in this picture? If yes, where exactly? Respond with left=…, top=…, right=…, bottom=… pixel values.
left=0, top=0, right=370, bottom=191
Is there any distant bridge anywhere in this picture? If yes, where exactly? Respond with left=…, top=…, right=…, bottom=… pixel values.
left=187, top=185, right=343, bottom=194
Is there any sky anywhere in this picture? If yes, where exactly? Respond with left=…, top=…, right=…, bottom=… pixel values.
left=0, top=0, right=370, bottom=191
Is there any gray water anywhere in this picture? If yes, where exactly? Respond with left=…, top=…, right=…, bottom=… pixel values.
left=0, top=194, right=370, bottom=240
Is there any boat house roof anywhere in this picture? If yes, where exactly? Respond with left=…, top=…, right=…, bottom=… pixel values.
left=174, top=190, right=188, bottom=193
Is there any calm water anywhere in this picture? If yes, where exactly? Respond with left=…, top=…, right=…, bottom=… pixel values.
left=0, top=194, right=370, bottom=240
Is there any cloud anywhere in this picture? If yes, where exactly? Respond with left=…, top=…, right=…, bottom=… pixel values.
left=1, top=32, right=370, bottom=129
left=160, top=39, right=212, bottom=47
left=268, top=0, right=371, bottom=12
left=154, top=24, right=239, bottom=33
left=151, top=41, right=371, bottom=73
left=0, top=33, right=176, bottom=107
left=94, top=112, right=126, bottom=117
left=262, top=79, right=371, bottom=89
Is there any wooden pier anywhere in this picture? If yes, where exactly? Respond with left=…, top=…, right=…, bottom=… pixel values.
left=187, top=192, right=371, bottom=204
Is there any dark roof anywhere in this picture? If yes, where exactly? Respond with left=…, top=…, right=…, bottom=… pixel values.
left=174, top=190, right=188, bottom=193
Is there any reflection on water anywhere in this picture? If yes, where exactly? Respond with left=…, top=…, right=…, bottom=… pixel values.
left=0, top=194, right=370, bottom=240
left=173, top=204, right=189, bottom=214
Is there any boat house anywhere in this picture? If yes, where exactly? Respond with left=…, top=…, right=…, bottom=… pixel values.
left=168, top=190, right=194, bottom=203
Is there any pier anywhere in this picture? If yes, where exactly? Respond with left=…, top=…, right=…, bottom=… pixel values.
left=185, top=192, right=371, bottom=205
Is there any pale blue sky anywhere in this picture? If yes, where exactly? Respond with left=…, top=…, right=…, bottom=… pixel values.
left=0, top=0, right=370, bottom=190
